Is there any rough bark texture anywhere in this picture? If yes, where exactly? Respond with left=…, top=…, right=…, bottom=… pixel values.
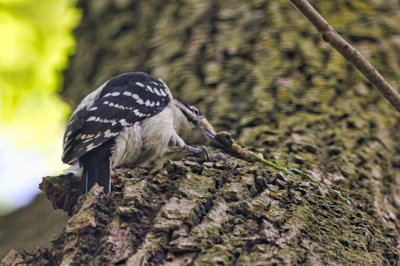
left=4, top=0, right=400, bottom=265
left=289, top=0, right=400, bottom=113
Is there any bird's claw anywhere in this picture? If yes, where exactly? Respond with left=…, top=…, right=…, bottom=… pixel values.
left=186, top=145, right=229, bottom=163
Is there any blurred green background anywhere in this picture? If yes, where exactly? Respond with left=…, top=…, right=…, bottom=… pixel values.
left=0, top=0, right=80, bottom=214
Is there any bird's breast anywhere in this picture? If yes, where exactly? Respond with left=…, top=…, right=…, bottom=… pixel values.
left=110, top=106, right=176, bottom=168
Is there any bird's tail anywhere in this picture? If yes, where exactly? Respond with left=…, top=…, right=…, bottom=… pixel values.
left=79, top=140, right=114, bottom=195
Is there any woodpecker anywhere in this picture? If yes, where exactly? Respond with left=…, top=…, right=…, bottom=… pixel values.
left=62, top=72, right=223, bottom=195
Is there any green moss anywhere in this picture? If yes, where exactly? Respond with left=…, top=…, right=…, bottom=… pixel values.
left=55, top=0, right=400, bottom=264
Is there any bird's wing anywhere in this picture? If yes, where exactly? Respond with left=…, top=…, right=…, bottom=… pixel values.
left=62, top=72, right=171, bottom=164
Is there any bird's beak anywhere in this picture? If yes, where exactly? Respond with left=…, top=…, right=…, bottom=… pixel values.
left=199, top=118, right=216, bottom=139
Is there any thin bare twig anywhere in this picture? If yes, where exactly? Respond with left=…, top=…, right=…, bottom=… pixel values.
left=289, top=0, right=400, bottom=113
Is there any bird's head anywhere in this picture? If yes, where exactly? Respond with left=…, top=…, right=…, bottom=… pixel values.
left=172, top=99, right=216, bottom=145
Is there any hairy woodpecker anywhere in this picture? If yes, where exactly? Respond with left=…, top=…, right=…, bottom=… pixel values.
left=62, top=72, right=221, bottom=195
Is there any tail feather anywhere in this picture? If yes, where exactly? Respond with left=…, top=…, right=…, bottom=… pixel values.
left=79, top=140, right=114, bottom=195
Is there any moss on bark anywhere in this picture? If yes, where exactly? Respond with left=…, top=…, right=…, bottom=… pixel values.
left=3, top=0, right=400, bottom=264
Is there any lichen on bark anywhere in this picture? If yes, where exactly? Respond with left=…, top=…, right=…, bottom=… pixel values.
left=3, top=0, right=400, bottom=264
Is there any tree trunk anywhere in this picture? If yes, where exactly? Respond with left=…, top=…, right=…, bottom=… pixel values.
left=4, top=0, right=400, bottom=264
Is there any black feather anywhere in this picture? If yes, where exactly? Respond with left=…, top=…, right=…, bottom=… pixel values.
left=62, top=72, right=171, bottom=165
left=79, top=139, right=114, bottom=194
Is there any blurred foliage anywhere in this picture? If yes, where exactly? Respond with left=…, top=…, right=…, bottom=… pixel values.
left=0, top=0, right=80, bottom=152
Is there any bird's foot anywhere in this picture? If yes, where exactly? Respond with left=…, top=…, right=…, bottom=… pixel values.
left=186, top=145, right=229, bottom=162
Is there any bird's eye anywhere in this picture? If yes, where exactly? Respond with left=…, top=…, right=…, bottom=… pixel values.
left=191, top=106, right=200, bottom=115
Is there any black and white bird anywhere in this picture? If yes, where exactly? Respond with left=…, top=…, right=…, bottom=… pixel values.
left=62, top=72, right=223, bottom=195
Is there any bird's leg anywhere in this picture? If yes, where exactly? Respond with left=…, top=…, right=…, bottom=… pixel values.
left=186, top=145, right=229, bottom=162
left=170, top=132, right=228, bottom=162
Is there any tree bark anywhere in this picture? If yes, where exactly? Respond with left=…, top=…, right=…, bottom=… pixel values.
left=4, top=0, right=400, bottom=265
left=289, top=0, right=400, bottom=112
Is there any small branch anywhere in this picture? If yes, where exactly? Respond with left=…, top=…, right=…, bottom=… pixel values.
left=289, top=0, right=400, bottom=113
